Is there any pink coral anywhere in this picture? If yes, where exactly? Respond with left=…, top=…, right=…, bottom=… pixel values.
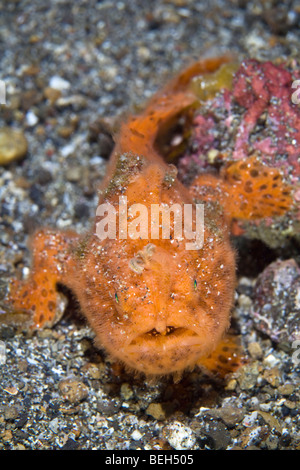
left=232, top=59, right=300, bottom=179
left=181, top=59, right=300, bottom=183
left=177, top=59, right=300, bottom=246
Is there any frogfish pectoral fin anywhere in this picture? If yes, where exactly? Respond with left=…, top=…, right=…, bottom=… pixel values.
left=197, top=334, right=248, bottom=378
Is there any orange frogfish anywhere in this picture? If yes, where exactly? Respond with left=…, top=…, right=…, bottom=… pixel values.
left=2, top=57, right=294, bottom=379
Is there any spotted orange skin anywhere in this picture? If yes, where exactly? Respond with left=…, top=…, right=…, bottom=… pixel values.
left=71, top=160, right=236, bottom=375
left=4, top=57, right=293, bottom=377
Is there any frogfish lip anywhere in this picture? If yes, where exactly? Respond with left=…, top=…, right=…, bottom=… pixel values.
left=117, top=326, right=212, bottom=375
left=127, top=326, right=202, bottom=351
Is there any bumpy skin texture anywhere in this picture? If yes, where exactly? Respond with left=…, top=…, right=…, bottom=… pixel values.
left=72, top=159, right=235, bottom=376
left=191, top=155, right=293, bottom=221
left=4, top=57, right=293, bottom=377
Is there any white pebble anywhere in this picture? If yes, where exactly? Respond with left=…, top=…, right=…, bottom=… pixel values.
left=49, top=75, right=71, bottom=91
left=164, top=421, right=196, bottom=450
left=0, top=341, right=6, bottom=365
left=131, top=430, right=143, bottom=441
left=263, top=354, right=280, bottom=367
left=26, top=110, right=39, bottom=126
left=242, top=411, right=258, bottom=427
left=60, top=142, right=76, bottom=157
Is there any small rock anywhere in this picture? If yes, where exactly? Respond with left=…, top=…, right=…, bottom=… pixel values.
left=97, top=397, right=120, bottom=416
left=253, top=259, right=300, bottom=349
left=200, top=420, right=231, bottom=450
left=25, top=110, right=39, bottom=127
left=3, top=386, right=19, bottom=396
left=137, top=46, right=151, bottom=60
left=279, top=431, right=292, bottom=447
left=49, top=417, right=60, bottom=434
left=49, top=75, right=71, bottom=91
left=86, top=363, right=101, bottom=380
left=56, top=95, right=87, bottom=108
left=14, top=444, right=26, bottom=450
left=60, top=142, right=75, bottom=157
left=278, top=383, right=295, bottom=396
left=263, top=5, right=295, bottom=35
left=264, top=433, right=279, bottom=450
left=240, top=425, right=268, bottom=448
left=15, top=412, right=28, bottom=429
left=208, top=404, right=245, bottom=428
left=58, top=377, right=89, bottom=404
left=74, top=202, right=90, bottom=220
left=0, top=127, right=28, bottom=165
left=20, top=89, right=42, bottom=111
left=43, top=86, right=62, bottom=104
left=263, top=354, right=280, bottom=368
left=0, top=340, right=6, bottom=365
left=207, top=148, right=219, bottom=164
left=237, top=294, right=252, bottom=308
left=3, top=405, right=19, bottom=421
left=120, top=383, right=134, bottom=401
left=225, top=378, right=237, bottom=391
left=17, top=359, right=28, bottom=373
left=144, top=437, right=173, bottom=450
left=34, top=167, right=53, bottom=185
left=1, top=429, right=13, bottom=442
left=248, top=342, right=263, bottom=360
left=146, top=403, right=166, bottom=421
left=263, top=367, right=281, bottom=387
left=282, top=399, right=296, bottom=410
left=163, top=421, right=196, bottom=450
left=60, top=438, right=79, bottom=450
left=242, top=411, right=258, bottom=428
left=131, top=429, right=143, bottom=441
left=57, top=126, right=74, bottom=139
left=236, top=362, right=260, bottom=390
left=257, top=411, right=282, bottom=434
left=23, top=65, right=40, bottom=76
left=66, top=167, right=81, bottom=182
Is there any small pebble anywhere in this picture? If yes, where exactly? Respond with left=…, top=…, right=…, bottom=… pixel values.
left=120, top=383, right=134, bottom=401
left=3, top=386, right=18, bottom=396
left=146, top=403, right=166, bottom=421
left=3, top=405, right=19, bottom=421
left=240, top=425, right=265, bottom=448
left=278, top=384, right=295, bottom=396
left=253, top=260, right=300, bottom=348
left=264, top=434, right=279, bottom=450
left=236, top=362, right=260, bottom=390
left=43, top=86, right=62, bottom=104
left=248, top=342, right=263, bottom=360
left=263, top=367, right=281, bottom=387
left=258, top=411, right=282, bottom=434
left=131, top=429, right=143, bottom=441
left=97, top=397, right=121, bottom=416
left=49, top=76, right=71, bottom=91
left=0, top=341, right=6, bottom=365
left=49, top=417, right=60, bottom=434
left=66, top=167, right=81, bottom=182
left=238, top=294, right=252, bottom=308
left=25, top=110, right=39, bottom=127
left=58, top=377, right=89, bottom=404
left=0, top=127, right=28, bottom=165
left=200, top=420, right=232, bottom=450
left=163, top=421, right=196, bottom=450
left=208, top=404, right=245, bottom=428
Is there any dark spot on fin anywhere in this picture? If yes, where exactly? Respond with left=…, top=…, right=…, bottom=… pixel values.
left=197, top=334, right=248, bottom=378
